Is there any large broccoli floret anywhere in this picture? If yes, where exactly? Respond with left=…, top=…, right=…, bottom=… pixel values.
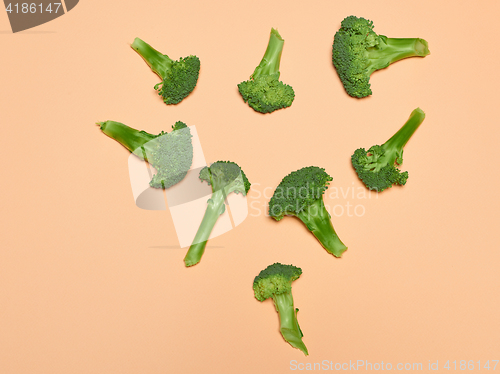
left=268, top=166, right=347, bottom=257
left=131, top=37, right=200, bottom=105
left=332, top=15, right=430, bottom=98
left=238, top=28, right=295, bottom=113
left=98, top=120, right=193, bottom=189
left=253, top=263, right=308, bottom=355
left=351, top=108, right=426, bottom=192
left=184, top=161, right=251, bottom=267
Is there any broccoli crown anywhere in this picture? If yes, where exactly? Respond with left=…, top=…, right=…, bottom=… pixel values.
left=199, top=161, right=251, bottom=195
left=351, top=108, right=425, bottom=192
left=351, top=146, right=408, bottom=192
left=332, top=15, right=430, bottom=98
left=131, top=38, right=200, bottom=105
left=268, top=166, right=332, bottom=220
left=238, top=28, right=295, bottom=113
left=332, top=16, right=379, bottom=98
left=148, top=121, right=193, bottom=189
left=238, top=74, right=295, bottom=113
left=155, top=55, right=201, bottom=105
left=253, top=263, right=302, bottom=302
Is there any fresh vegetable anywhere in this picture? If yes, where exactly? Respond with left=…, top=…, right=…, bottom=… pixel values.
left=98, top=120, right=193, bottom=189
left=253, top=263, right=308, bottom=355
left=332, top=15, right=430, bottom=98
left=269, top=166, right=347, bottom=257
left=184, top=161, right=251, bottom=267
left=238, top=28, right=295, bottom=113
left=351, top=108, right=425, bottom=192
left=131, top=37, right=200, bottom=105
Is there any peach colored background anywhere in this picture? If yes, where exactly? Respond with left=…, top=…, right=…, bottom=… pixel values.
left=1, top=1, right=499, bottom=373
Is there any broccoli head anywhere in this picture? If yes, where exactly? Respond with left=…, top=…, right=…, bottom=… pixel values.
left=131, top=37, right=200, bottom=105
left=238, top=28, right=295, bottom=113
left=253, top=263, right=308, bottom=355
left=98, top=120, right=193, bottom=189
left=351, top=108, right=425, bottom=192
left=184, top=161, right=251, bottom=267
left=332, top=16, right=430, bottom=98
left=268, top=166, right=347, bottom=257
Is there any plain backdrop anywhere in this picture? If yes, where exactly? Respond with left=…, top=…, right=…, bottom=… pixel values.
left=1, top=0, right=499, bottom=373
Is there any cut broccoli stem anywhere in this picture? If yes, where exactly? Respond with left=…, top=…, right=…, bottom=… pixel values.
left=98, top=121, right=155, bottom=160
left=273, top=291, right=308, bottom=355
left=131, top=37, right=173, bottom=79
left=184, top=189, right=225, bottom=267
left=367, top=37, right=430, bottom=74
left=385, top=107, right=426, bottom=150
left=251, top=29, right=284, bottom=79
left=296, top=199, right=347, bottom=257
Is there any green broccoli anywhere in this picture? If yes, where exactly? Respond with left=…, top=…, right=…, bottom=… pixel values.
left=332, top=15, right=430, bottom=98
left=98, top=120, right=193, bottom=189
left=184, top=161, right=251, bottom=267
left=253, top=263, right=308, bottom=355
left=131, top=37, right=200, bottom=105
left=268, top=166, right=347, bottom=257
left=351, top=108, right=426, bottom=192
left=238, top=28, right=295, bottom=113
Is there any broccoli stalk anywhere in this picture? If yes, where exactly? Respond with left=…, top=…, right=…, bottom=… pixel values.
left=251, top=28, right=284, bottom=79
left=184, top=161, right=251, bottom=267
left=332, top=16, right=430, bottom=98
left=296, top=199, right=346, bottom=256
left=351, top=108, right=426, bottom=192
left=131, top=37, right=200, bottom=105
left=253, top=263, right=308, bottom=355
left=238, top=28, right=295, bottom=113
left=98, top=120, right=193, bottom=189
left=269, top=166, right=347, bottom=258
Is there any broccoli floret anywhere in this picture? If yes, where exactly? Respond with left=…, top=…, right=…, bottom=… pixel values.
left=351, top=108, right=426, bottom=192
left=131, top=37, right=200, bottom=105
left=332, top=16, right=430, bottom=98
left=184, top=161, right=251, bottom=267
left=98, top=120, right=193, bottom=189
left=268, top=166, right=347, bottom=257
left=238, top=28, right=295, bottom=113
left=253, top=263, right=308, bottom=355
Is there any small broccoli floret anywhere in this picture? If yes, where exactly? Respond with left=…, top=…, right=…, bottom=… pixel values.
left=238, top=28, right=295, bottom=113
left=332, top=16, right=430, bottom=98
left=184, top=161, right=251, bottom=267
left=351, top=108, right=425, bottom=192
left=131, top=38, right=200, bottom=105
left=98, top=120, right=193, bottom=189
left=268, top=166, right=347, bottom=257
left=253, top=263, right=308, bottom=355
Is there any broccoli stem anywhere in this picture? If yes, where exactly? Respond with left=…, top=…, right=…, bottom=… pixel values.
left=385, top=108, right=425, bottom=150
left=296, top=199, right=347, bottom=257
left=272, top=291, right=308, bottom=355
left=98, top=121, right=156, bottom=160
left=367, top=37, right=430, bottom=74
left=251, top=28, right=284, bottom=79
left=184, top=189, right=225, bottom=267
left=131, top=38, right=172, bottom=79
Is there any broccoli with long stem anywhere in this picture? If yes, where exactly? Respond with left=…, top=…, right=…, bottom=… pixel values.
left=184, top=161, right=251, bottom=267
left=332, top=16, right=430, bottom=98
left=269, top=166, right=347, bottom=257
left=351, top=108, right=425, bottom=192
left=98, top=120, right=193, bottom=189
left=131, top=37, right=200, bottom=105
left=238, top=28, right=295, bottom=113
left=253, top=263, right=308, bottom=355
